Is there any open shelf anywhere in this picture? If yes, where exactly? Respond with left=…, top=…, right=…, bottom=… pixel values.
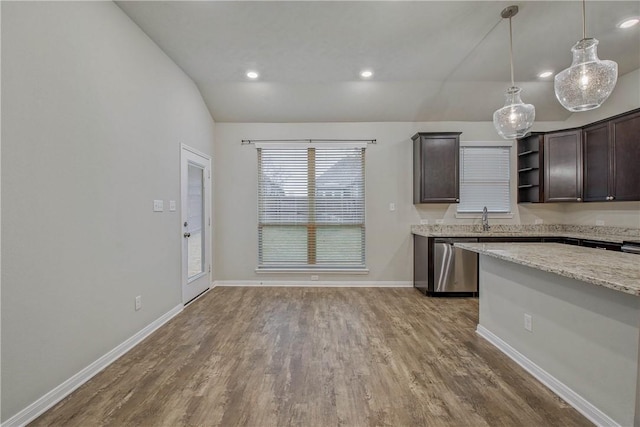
left=518, top=167, right=539, bottom=173
left=517, top=133, right=544, bottom=203
left=518, top=150, right=535, bottom=156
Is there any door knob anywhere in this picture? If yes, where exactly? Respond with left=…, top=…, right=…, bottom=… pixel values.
left=184, top=232, right=191, bottom=238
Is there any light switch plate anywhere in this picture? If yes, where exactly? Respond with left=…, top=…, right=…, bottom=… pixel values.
left=524, top=313, right=533, bottom=332
left=169, top=200, right=176, bottom=211
left=389, top=202, right=396, bottom=212
left=153, top=200, right=164, bottom=212
left=420, top=219, right=429, bottom=225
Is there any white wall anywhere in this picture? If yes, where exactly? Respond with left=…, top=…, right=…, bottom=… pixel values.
left=213, top=120, right=568, bottom=282
left=1, top=2, right=214, bottom=421
left=214, top=68, right=640, bottom=284
left=214, top=70, right=640, bottom=282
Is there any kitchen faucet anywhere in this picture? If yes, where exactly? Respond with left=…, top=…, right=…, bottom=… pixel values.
left=482, top=206, right=490, bottom=231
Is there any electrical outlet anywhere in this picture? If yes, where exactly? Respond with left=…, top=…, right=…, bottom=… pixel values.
left=420, top=219, right=429, bottom=225
left=153, top=200, right=163, bottom=212
left=534, top=219, right=543, bottom=225
left=436, top=219, right=444, bottom=224
left=135, top=295, right=142, bottom=311
left=311, top=275, right=319, bottom=281
left=169, top=200, right=177, bottom=211
left=389, top=202, right=396, bottom=212
left=596, top=220, right=605, bottom=226
left=524, top=313, right=532, bottom=332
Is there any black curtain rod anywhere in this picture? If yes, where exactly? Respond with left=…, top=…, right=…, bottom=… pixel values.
left=241, top=139, right=376, bottom=145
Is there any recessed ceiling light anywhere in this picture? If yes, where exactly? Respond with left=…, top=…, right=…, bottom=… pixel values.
left=246, top=71, right=259, bottom=79
left=618, top=18, right=639, bottom=29
left=360, top=70, right=373, bottom=78
left=538, top=71, right=554, bottom=78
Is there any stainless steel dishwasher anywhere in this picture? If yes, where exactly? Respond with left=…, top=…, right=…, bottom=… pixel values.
left=433, top=238, right=478, bottom=294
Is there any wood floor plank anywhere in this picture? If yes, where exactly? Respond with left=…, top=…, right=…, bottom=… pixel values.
left=30, top=287, right=591, bottom=426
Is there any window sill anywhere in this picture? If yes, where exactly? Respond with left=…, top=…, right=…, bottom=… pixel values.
left=256, top=268, right=369, bottom=275
left=455, top=212, right=514, bottom=219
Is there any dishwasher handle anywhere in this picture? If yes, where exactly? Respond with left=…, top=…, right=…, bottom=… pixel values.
left=621, top=245, right=640, bottom=254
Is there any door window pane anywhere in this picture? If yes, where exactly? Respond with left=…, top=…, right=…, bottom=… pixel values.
left=188, top=164, right=204, bottom=278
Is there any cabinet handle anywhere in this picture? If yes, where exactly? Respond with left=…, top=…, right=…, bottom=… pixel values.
left=455, top=198, right=460, bottom=202
left=610, top=195, right=615, bottom=200
left=577, top=197, right=582, bottom=201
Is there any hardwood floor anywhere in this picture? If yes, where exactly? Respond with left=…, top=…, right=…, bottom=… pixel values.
left=31, top=287, right=589, bottom=426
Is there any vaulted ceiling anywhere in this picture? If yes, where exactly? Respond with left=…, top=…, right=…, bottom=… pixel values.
left=117, top=1, right=640, bottom=123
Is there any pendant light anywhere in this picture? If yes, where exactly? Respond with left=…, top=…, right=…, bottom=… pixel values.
left=554, top=0, right=618, bottom=112
left=493, top=6, right=535, bottom=140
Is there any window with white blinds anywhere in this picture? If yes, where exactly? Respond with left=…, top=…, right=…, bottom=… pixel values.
left=458, top=146, right=511, bottom=213
left=257, top=145, right=365, bottom=269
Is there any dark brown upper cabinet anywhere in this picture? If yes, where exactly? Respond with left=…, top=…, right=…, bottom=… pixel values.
left=412, top=132, right=461, bottom=204
left=610, top=110, right=640, bottom=201
left=544, top=129, right=583, bottom=202
left=583, top=122, right=611, bottom=201
left=583, top=110, right=640, bottom=202
left=520, top=108, right=640, bottom=204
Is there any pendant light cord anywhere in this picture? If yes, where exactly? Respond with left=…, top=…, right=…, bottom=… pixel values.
left=582, top=0, right=586, bottom=39
left=509, top=16, right=515, bottom=87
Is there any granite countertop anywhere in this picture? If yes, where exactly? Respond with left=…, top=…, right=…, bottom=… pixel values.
left=410, top=224, right=639, bottom=244
left=454, top=242, right=640, bottom=296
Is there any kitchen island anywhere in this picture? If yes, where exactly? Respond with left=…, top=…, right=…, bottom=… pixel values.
left=455, top=242, right=640, bottom=426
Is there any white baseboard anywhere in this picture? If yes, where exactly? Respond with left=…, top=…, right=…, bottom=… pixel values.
left=476, top=325, right=619, bottom=427
left=2, top=304, right=183, bottom=427
left=214, top=280, right=413, bottom=287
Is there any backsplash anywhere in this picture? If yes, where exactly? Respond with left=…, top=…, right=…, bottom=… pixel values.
left=560, top=224, right=640, bottom=238
left=410, top=223, right=640, bottom=238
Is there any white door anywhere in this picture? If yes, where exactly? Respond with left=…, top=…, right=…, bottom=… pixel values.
left=181, top=144, right=211, bottom=304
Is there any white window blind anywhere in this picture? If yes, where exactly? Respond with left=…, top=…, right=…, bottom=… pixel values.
left=258, top=145, right=365, bottom=269
left=458, top=146, right=511, bottom=213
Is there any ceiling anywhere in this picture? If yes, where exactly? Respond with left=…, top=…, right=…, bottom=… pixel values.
left=116, top=1, right=640, bottom=123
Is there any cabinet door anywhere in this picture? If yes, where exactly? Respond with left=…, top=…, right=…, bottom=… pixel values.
left=544, top=129, right=582, bottom=202
left=611, top=111, right=640, bottom=201
left=413, top=235, right=430, bottom=294
left=415, top=134, right=459, bottom=203
left=581, top=240, right=623, bottom=251
left=582, top=123, right=610, bottom=202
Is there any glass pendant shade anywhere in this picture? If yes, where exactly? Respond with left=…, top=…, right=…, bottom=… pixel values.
left=554, top=38, right=618, bottom=112
left=493, top=86, right=535, bottom=139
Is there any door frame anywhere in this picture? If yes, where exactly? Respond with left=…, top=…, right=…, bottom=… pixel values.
left=180, top=144, right=212, bottom=305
